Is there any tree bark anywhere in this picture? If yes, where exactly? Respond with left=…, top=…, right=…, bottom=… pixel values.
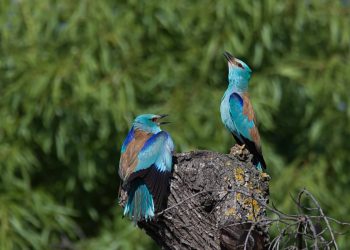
left=120, top=146, right=270, bottom=249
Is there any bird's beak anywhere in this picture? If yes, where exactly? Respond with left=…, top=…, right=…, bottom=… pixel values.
left=158, top=114, right=170, bottom=125
left=224, top=51, right=234, bottom=63
left=159, top=121, right=171, bottom=125
left=158, top=114, right=169, bottom=119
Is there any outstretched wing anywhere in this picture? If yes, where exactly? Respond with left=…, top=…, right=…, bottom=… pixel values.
left=121, top=130, right=174, bottom=210
left=229, top=92, right=266, bottom=169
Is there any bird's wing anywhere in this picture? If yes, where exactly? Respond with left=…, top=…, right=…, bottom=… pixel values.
left=121, top=126, right=135, bottom=153
left=134, top=131, right=173, bottom=173
left=229, top=92, right=266, bottom=169
left=229, top=93, right=254, bottom=141
left=125, top=131, right=174, bottom=210
left=119, top=128, right=153, bottom=181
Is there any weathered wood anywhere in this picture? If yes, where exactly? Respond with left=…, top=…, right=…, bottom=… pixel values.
left=120, top=146, right=270, bottom=249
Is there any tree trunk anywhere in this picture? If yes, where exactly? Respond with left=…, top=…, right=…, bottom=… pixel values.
left=120, top=146, right=270, bottom=249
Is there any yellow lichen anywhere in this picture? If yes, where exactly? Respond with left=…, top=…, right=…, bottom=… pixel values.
left=253, top=188, right=262, bottom=194
left=225, top=207, right=236, bottom=216
left=251, top=198, right=260, bottom=214
left=237, top=194, right=260, bottom=212
left=239, top=197, right=261, bottom=222
left=234, top=167, right=245, bottom=184
left=247, top=212, right=260, bottom=221
left=247, top=213, right=254, bottom=221
left=236, top=193, right=242, bottom=201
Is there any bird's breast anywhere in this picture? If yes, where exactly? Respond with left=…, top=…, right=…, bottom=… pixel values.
left=220, top=91, right=235, bottom=133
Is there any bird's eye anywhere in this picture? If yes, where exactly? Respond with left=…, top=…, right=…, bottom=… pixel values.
left=237, top=63, right=243, bottom=69
left=151, top=117, right=158, bottom=122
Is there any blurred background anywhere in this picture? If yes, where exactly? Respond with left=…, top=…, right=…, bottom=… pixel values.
left=1, top=0, right=350, bottom=249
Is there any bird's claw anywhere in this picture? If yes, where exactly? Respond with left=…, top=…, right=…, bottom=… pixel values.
left=230, top=144, right=246, bottom=155
left=238, top=144, right=245, bottom=154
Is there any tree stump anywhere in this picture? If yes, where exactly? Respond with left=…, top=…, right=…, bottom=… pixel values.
left=120, top=145, right=270, bottom=249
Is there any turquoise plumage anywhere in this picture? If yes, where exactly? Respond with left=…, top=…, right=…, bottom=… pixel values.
left=119, top=114, right=174, bottom=222
left=220, top=52, right=266, bottom=171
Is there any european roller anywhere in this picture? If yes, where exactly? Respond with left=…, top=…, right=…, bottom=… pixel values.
left=220, top=51, right=266, bottom=171
left=118, top=114, right=174, bottom=222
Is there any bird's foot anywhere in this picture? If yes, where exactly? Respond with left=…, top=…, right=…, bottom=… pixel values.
left=230, top=144, right=246, bottom=156
left=238, top=144, right=245, bottom=154
left=261, top=172, right=270, bottom=179
left=118, top=188, right=128, bottom=207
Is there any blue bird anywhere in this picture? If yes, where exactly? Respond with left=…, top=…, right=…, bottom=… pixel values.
left=118, top=114, right=174, bottom=222
left=220, top=52, right=266, bottom=171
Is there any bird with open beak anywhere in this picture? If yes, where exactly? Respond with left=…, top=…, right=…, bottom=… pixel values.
left=118, top=114, right=174, bottom=222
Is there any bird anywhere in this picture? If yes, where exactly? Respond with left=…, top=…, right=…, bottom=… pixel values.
left=118, top=114, right=174, bottom=222
left=220, top=51, right=266, bottom=171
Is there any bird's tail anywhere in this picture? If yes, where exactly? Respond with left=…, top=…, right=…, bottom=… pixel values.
left=124, top=180, right=154, bottom=223
left=252, top=155, right=266, bottom=172
left=256, top=162, right=263, bottom=172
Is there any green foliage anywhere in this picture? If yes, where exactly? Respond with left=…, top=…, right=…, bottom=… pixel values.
left=0, top=0, right=349, bottom=249
left=76, top=208, right=157, bottom=250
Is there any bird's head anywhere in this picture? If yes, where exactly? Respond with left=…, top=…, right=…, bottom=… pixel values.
left=224, top=51, right=252, bottom=91
left=133, top=114, right=170, bottom=134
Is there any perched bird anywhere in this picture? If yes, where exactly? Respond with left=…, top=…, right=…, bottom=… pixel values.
left=118, top=114, right=174, bottom=222
left=220, top=51, right=266, bottom=171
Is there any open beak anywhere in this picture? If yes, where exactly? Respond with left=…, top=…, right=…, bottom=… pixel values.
left=158, top=114, right=169, bottom=119
left=159, top=121, right=171, bottom=125
left=224, top=51, right=234, bottom=63
left=158, top=114, right=170, bottom=125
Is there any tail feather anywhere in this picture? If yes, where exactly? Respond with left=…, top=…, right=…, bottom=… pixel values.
left=125, top=165, right=172, bottom=213
left=124, top=180, right=154, bottom=223
left=256, top=162, right=263, bottom=172
left=252, top=153, right=266, bottom=172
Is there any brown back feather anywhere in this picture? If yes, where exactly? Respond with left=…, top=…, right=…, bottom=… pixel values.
left=119, top=130, right=153, bottom=180
left=242, top=93, right=256, bottom=122
left=242, top=93, right=262, bottom=153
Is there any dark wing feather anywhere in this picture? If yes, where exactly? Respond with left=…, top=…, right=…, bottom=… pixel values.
left=232, top=133, right=244, bottom=145
left=240, top=136, right=267, bottom=170
left=125, top=166, right=172, bottom=211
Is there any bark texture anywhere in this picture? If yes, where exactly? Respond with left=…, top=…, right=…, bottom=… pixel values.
left=120, top=146, right=270, bottom=249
